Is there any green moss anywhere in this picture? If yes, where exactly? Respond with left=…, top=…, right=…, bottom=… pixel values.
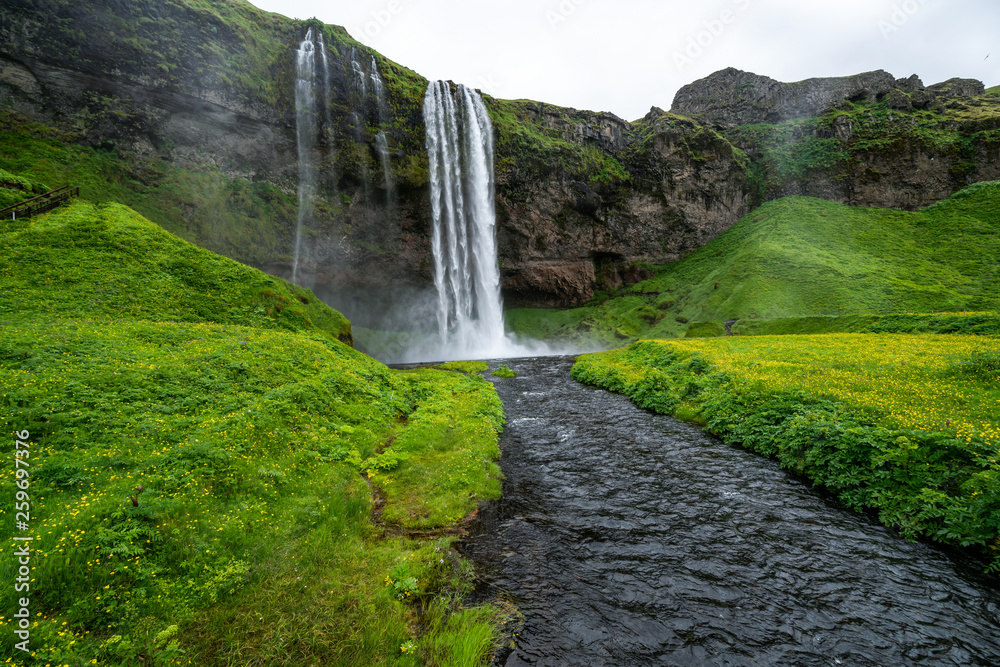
left=0, top=111, right=298, bottom=265
left=435, top=360, right=489, bottom=374
left=491, top=364, right=517, bottom=378
left=726, top=96, right=1000, bottom=200
left=684, top=321, right=725, bottom=338
left=487, top=97, right=630, bottom=192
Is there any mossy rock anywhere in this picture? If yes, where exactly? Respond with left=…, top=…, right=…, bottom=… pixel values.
left=684, top=321, right=725, bottom=338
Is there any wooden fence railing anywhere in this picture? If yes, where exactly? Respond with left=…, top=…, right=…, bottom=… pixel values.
left=0, top=185, right=80, bottom=220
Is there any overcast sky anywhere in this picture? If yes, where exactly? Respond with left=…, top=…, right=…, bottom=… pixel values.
left=248, top=0, right=998, bottom=121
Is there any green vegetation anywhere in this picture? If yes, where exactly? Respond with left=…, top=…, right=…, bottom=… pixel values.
left=0, top=110, right=299, bottom=266
left=505, top=296, right=662, bottom=349
left=727, top=93, right=1000, bottom=200
left=731, top=312, right=1000, bottom=337
left=0, top=203, right=510, bottom=664
left=0, top=167, right=49, bottom=209
left=684, top=321, right=725, bottom=338
left=572, top=336, right=1000, bottom=570
left=985, top=85, right=1000, bottom=97
left=507, top=182, right=1000, bottom=345
left=435, top=360, right=489, bottom=374
left=491, top=364, right=517, bottom=378
left=0, top=200, right=349, bottom=343
left=487, top=98, right=631, bottom=195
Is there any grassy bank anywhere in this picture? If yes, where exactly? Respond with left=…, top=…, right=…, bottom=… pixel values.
left=730, top=312, right=1000, bottom=337
left=572, top=336, right=1000, bottom=569
left=507, top=181, right=1000, bottom=345
left=0, top=203, right=510, bottom=664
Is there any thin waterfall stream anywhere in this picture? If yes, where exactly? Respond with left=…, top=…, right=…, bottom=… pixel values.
left=291, top=28, right=318, bottom=284
left=371, top=56, right=393, bottom=199
left=463, top=356, right=1000, bottom=666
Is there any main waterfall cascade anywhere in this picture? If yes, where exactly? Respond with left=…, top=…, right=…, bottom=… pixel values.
left=423, top=81, right=524, bottom=360
left=292, top=28, right=319, bottom=284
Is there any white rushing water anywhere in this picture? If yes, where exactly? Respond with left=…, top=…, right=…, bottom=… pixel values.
left=350, top=47, right=367, bottom=97
left=370, top=56, right=393, bottom=198
left=316, top=31, right=332, bottom=132
left=421, top=81, right=542, bottom=361
left=292, top=28, right=318, bottom=284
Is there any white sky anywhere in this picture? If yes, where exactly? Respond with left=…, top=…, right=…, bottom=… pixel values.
left=248, top=0, right=999, bottom=121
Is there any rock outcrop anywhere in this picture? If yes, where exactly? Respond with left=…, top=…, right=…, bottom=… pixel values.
left=671, top=68, right=898, bottom=128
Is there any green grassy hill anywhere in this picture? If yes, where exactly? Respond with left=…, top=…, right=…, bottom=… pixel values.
left=507, top=180, right=1000, bottom=344
left=0, top=199, right=351, bottom=342
left=0, top=203, right=510, bottom=665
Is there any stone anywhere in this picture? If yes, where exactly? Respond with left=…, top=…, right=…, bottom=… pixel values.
left=910, top=89, right=936, bottom=110
left=927, top=78, right=986, bottom=98
left=886, top=89, right=913, bottom=112
left=894, top=74, right=924, bottom=93
left=670, top=67, right=897, bottom=128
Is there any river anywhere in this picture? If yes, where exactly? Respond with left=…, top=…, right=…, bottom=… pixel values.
left=461, top=356, right=1000, bottom=666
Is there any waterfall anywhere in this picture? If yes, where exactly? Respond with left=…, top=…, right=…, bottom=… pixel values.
left=316, top=31, right=332, bottom=132
left=423, top=81, right=506, bottom=358
left=350, top=47, right=367, bottom=97
left=370, top=56, right=392, bottom=198
left=292, top=27, right=318, bottom=284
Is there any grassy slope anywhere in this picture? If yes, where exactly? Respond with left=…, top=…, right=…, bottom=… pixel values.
left=572, top=337, right=1000, bottom=569
left=507, top=180, right=1000, bottom=344
left=0, top=199, right=350, bottom=341
left=731, top=312, right=1000, bottom=337
left=0, top=110, right=302, bottom=266
left=0, top=203, right=509, bottom=665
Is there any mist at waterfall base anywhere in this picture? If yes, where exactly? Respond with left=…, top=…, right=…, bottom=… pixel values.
left=315, top=282, right=586, bottom=364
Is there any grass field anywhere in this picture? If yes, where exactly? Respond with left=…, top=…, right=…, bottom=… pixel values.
left=0, top=203, right=511, bottom=664
left=572, top=335, right=1000, bottom=568
left=508, top=181, right=1000, bottom=344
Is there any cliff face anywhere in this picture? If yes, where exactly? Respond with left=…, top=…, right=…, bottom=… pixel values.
left=1, top=1, right=998, bottom=312
left=493, top=106, right=752, bottom=305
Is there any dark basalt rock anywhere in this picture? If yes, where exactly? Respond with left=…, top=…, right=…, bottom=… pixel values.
left=927, top=77, right=986, bottom=98
left=671, top=67, right=898, bottom=128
